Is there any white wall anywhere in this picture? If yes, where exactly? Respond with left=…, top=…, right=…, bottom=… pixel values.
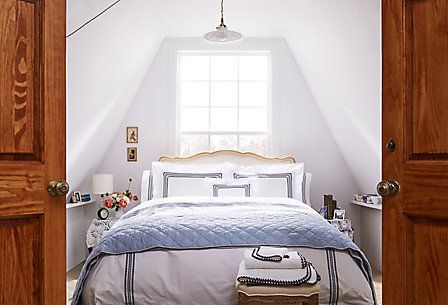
left=66, top=0, right=164, bottom=194
left=132, top=0, right=383, bottom=194
left=97, top=37, right=362, bottom=244
left=66, top=204, right=97, bottom=271
left=65, top=0, right=165, bottom=269
left=282, top=0, right=382, bottom=193
left=360, top=207, right=382, bottom=271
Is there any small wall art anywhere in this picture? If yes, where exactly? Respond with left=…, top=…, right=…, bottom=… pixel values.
left=333, top=209, right=346, bottom=220
left=127, top=147, right=137, bottom=162
left=126, top=127, right=138, bottom=143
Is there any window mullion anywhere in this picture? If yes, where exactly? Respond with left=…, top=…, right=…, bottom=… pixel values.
left=237, top=56, right=240, bottom=150
left=177, top=52, right=271, bottom=155
left=208, top=55, right=212, bottom=151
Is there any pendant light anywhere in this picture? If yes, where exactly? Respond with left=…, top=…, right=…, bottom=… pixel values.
left=204, top=0, right=243, bottom=43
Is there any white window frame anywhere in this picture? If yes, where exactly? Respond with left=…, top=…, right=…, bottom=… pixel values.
left=167, top=38, right=281, bottom=156
left=176, top=50, right=271, bottom=155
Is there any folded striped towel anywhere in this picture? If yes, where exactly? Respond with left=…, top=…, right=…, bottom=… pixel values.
left=237, top=260, right=320, bottom=286
left=251, top=246, right=288, bottom=262
left=245, top=249, right=307, bottom=269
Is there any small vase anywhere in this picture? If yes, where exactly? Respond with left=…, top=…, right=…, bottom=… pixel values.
left=115, top=210, right=124, bottom=219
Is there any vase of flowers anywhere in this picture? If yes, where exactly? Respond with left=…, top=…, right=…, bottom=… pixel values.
left=103, top=178, right=138, bottom=219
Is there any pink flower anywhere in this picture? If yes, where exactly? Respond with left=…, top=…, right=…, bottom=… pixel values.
left=119, top=199, right=128, bottom=208
left=104, top=199, right=113, bottom=208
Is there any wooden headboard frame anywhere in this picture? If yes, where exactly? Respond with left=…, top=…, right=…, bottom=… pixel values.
left=159, top=150, right=295, bottom=164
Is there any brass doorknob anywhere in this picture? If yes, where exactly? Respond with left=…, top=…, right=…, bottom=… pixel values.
left=47, top=180, right=70, bottom=196
left=377, top=180, right=400, bottom=197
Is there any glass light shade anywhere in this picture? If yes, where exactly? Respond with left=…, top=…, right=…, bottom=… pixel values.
left=92, top=174, right=114, bottom=194
left=204, top=25, right=243, bottom=43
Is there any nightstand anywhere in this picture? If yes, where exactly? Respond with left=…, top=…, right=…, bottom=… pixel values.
left=86, top=218, right=117, bottom=252
left=328, top=219, right=354, bottom=241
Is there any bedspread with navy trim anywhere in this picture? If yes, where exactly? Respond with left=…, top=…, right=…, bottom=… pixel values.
left=71, top=197, right=377, bottom=305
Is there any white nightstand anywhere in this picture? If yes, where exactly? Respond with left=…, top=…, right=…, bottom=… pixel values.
left=86, top=218, right=117, bottom=252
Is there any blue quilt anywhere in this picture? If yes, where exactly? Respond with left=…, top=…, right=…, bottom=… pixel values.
left=71, top=197, right=377, bottom=305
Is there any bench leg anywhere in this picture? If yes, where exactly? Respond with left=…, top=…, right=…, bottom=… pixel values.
left=302, top=294, right=319, bottom=305
left=238, top=292, right=249, bottom=305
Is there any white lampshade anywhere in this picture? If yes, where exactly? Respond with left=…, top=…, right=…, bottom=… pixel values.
left=92, top=174, right=114, bottom=194
left=204, top=25, right=243, bottom=43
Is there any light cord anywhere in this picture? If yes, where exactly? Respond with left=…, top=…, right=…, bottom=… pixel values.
left=66, top=0, right=121, bottom=38
left=220, top=0, right=226, bottom=27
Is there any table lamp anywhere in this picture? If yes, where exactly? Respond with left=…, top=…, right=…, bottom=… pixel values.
left=92, top=174, right=114, bottom=196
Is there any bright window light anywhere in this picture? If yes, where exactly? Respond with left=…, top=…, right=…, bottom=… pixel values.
left=177, top=51, right=271, bottom=157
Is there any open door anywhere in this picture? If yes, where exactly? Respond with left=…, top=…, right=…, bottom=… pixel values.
left=383, top=0, right=448, bottom=304
left=0, top=0, right=66, bottom=304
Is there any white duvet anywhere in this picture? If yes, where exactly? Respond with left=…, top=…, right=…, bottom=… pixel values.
left=80, top=197, right=375, bottom=305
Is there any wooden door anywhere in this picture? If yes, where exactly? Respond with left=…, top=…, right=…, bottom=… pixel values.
left=383, top=0, right=448, bottom=304
left=0, top=0, right=66, bottom=304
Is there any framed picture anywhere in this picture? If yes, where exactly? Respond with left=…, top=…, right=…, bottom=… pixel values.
left=333, top=209, right=346, bottom=220
left=81, top=193, right=92, bottom=202
left=72, top=191, right=82, bottom=203
left=318, top=206, right=328, bottom=219
left=126, top=127, right=138, bottom=143
left=127, top=147, right=137, bottom=162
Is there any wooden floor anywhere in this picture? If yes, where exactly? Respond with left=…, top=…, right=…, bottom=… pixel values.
left=66, top=263, right=383, bottom=305
left=372, top=269, right=382, bottom=305
left=67, top=262, right=84, bottom=305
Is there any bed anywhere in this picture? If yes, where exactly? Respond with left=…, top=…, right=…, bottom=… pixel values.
left=72, top=150, right=377, bottom=305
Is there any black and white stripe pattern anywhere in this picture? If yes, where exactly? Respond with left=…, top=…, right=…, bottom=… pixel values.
left=302, top=173, right=307, bottom=203
left=124, top=253, right=136, bottom=305
left=234, top=173, right=293, bottom=199
left=147, top=172, right=153, bottom=200
left=251, top=247, right=283, bottom=262
left=238, top=264, right=313, bottom=286
left=326, top=249, right=339, bottom=305
left=237, top=259, right=320, bottom=286
left=162, top=172, right=223, bottom=197
left=297, top=252, right=308, bottom=269
left=213, top=184, right=251, bottom=197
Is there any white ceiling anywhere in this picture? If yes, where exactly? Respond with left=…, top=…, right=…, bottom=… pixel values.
left=66, top=0, right=381, bottom=193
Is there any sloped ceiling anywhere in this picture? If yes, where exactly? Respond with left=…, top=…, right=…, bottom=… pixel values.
left=66, top=0, right=164, bottom=191
left=67, top=0, right=381, bottom=193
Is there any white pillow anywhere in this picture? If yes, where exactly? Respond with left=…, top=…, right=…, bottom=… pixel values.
left=232, top=163, right=305, bottom=201
left=303, top=173, right=312, bottom=205
left=141, top=170, right=153, bottom=201
left=151, top=162, right=231, bottom=198
left=143, top=166, right=311, bottom=203
left=204, top=178, right=257, bottom=198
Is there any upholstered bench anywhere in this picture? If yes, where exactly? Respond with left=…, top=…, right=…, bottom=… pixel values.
left=236, top=282, right=320, bottom=305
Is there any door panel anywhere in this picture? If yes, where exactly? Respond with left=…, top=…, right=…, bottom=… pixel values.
left=406, top=218, right=448, bottom=305
left=0, top=0, right=42, bottom=161
left=406, top=0, right=448, bottom=158
left=0, top=0, right=66, bottom=304
left=0, top=217, right=42, bottom=305
left=383, top=0, right=448, bottom=304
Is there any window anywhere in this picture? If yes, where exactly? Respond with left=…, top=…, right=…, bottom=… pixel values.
left=177, top=51, right=271, bottom=156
